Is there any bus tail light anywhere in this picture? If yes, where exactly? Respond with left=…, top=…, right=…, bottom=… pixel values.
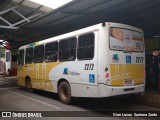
left=105, top=73, right=109, bottom=78
left=104, top=67, right=108, bottom=72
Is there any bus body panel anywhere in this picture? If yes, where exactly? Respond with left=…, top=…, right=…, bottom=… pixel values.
left=109, top=52, right=145, bottom=86
left=5, top=50, right=11, bottom=75
left=98, top=84, right=145, bottom=97
left=18, top=29, right=99, bottom=97
left=0, top=50, right=11, bottom=76
left=17, top=22, right=145, bottom=98
left=97, top=22, right=145, bottom=96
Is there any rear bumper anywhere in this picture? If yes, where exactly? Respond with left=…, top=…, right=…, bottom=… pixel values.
left=98, top=84, right=145, bottom=97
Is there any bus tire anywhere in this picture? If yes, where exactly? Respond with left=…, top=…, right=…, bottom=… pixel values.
left=25, top=78, right=33, bottom=93
left=58, top=81, right=72, bottom=104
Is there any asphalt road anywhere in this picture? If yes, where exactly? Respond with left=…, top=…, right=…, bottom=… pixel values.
left=0, top=77, right=160, bottom=120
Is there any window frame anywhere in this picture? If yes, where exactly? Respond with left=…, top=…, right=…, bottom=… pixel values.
left=6, top=51, right=11, bottom=62
left=25, top=47, right=33, bottom=64
left=18, top=49, right=25, bottom=66
left=59, top=37, right=77, bottom=62
left=33, top=44, right=45, bottom=63
left=77, top=32, right=95, bottom=60
left=109, top=27, right=144, bottom=52
left=45, top=41, right=58, bottom=62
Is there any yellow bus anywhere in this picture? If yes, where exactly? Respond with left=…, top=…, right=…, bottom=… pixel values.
left=17, top=22, right=145, bottom=104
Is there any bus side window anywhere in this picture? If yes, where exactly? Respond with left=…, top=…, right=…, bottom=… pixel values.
left=59, top=37, right=77, bottom=61
left=6, top=51, right=11, bottom=62
left=78, top=33, right=94, bottom=60
left=18, top=50, right=24, bottom=66
left=25, top=47, right=33, bottom=64
left=34, top=45, right=44, bottom=63
left=45, top=42, right=58, bottom=62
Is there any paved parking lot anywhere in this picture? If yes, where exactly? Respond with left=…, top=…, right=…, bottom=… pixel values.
left=0, top=77, right=17, bottom=90
left=0, top=77, right=160, bottom=120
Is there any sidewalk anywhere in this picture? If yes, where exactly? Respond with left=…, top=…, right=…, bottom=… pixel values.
left=129, top=90, right=160, bottom=109
left=0, top=76, right=17, bottom=81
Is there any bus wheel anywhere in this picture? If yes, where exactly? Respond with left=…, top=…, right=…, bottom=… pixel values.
left=25, top=78, right=33, bottom=93
left=58, top=81, right=72, bottom=104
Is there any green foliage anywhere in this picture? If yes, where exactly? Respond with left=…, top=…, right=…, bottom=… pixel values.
left=0, top=47, right=5, bottom=58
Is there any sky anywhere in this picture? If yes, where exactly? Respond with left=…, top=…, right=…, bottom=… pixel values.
left=29, top=0, right=73, bottom=9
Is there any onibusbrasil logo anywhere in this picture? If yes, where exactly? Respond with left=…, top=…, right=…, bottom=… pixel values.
left=1, top=112, right=42, bottom=117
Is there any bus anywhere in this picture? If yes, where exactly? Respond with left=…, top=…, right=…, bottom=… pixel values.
left=0, top=47, right=11, bottom=76
left=17, top=22, right=145, bottom=104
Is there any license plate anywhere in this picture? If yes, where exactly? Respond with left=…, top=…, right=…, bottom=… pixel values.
left=125, top=80, right=133, bottom=85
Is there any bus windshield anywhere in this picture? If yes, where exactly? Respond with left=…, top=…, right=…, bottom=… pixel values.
left=109, top=27, right=143, bottom=52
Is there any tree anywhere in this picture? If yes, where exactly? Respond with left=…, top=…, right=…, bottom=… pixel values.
left=0, top=47, right=5, bottom=58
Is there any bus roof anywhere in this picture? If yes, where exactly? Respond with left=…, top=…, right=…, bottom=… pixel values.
left=19, top=23, right=99, bottom=50
left=19, top=22, right=143, bottom=50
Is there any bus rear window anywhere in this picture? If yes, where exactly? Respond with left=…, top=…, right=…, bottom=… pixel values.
left=109, top=27, right=143, bottom=52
